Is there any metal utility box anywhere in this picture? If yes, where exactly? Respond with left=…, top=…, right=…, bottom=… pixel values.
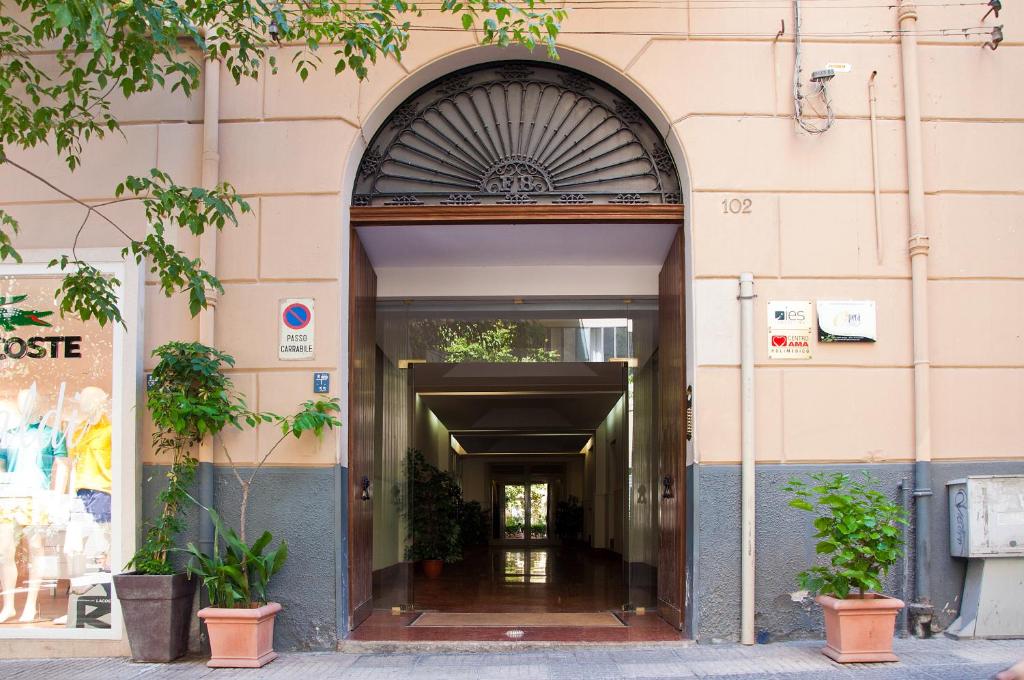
left=947, top=476, right=1024, bottom=558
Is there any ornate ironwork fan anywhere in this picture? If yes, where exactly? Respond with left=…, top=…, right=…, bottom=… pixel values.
left=353, top=62, right=681, bottom=207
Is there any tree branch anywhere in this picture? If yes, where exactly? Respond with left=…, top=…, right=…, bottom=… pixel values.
left=2, top=157, right=136, bottom=242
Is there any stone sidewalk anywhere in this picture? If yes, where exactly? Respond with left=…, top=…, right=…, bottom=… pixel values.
left=1, top=637, right=1022, bottom=679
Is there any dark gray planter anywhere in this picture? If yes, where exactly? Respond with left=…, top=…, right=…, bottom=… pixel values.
left=113, top=572, right=196, bottom=662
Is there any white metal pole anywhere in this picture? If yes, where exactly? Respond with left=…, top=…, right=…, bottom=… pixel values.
left=739, top=272, right=756, bottom=645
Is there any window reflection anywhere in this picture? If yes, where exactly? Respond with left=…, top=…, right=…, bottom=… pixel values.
left=502, top=550, right=548, bottom=584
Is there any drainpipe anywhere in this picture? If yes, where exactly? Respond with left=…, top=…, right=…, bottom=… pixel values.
left=197, top=39, right=221, bottom=559
left=896, top=1, right=934, bottom=634
left=739, top=273, right=756, bottom=645
left=868, top=71, right=884, bottom=265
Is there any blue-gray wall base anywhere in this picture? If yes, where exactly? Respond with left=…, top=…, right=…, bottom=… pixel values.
left=692, top=460, right=1024, bottom=643
left=142, top=464, right=339, bottom=651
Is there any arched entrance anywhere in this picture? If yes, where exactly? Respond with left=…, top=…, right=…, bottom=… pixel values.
left=346, top=60, right=689, bottom=641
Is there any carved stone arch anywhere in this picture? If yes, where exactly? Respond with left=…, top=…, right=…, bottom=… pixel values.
left=352, top=61, right=682, bottom=208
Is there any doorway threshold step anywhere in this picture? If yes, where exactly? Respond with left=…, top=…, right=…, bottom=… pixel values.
left=347, top=611, right=683, bottom=643
left=411, top=612, right=625, bottom=628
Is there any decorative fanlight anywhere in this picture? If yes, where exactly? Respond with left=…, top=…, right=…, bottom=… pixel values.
left=353, top=62, right=681, bottom=208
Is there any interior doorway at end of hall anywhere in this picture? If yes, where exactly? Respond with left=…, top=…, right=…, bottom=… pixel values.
left=494, top=473, right=553, bottom=543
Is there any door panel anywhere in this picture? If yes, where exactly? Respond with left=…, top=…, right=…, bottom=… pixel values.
left=348, top=232, right=377, bottom=629
left=657, top=228, right=686, bottom=629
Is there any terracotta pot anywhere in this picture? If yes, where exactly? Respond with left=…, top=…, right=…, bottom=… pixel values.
left=423, top=559, right=444, bottom=579
left=197, top=602, right=282, bottom=668
left=816, top=593, right=905, bottom=663
left=113, top=572, right=195, bottom=662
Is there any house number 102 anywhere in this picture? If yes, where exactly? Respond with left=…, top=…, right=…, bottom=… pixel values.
left=721, top=198, right=752, bottom=214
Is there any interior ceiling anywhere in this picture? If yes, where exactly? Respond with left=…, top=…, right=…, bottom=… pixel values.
left=452, top=433, right=593, bottom=455
left=422, top=392, right=621, bottom=433
left=357, top=222, right=678, bottom=268
left=416, top=362, right=625, bottom=456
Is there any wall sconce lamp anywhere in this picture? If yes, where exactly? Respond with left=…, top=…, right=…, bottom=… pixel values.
left=360, top=476, right=371, bottom=501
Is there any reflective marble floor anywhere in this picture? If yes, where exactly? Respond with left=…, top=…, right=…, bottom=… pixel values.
left=352, top=546, right=680, bottom=642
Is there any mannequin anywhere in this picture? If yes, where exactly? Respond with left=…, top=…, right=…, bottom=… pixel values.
left=0, top=387, right=68, bottom=490
left=69, top=387, right=111, bottom=575
left=0, top=387, right=68, bottom=622
left=70, top=387, right=111, bottom=523
left=0, top=400, right=22, bottom=623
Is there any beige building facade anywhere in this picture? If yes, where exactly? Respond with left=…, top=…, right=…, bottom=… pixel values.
left=0, top=1, right=1020, bottom=655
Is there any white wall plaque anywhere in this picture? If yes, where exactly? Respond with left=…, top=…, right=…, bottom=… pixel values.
left=767, top=300, right=812, bottom=332
left=279, top=298, right=315, bottom=360
left=817, top=300, right=877, bottom=342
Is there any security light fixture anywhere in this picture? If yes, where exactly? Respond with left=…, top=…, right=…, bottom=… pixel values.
left=984, top=25, right=1004, bottom=50
left=811, top=68, right=836, bottom=84
left=982, top=0, right=1001, bottom=21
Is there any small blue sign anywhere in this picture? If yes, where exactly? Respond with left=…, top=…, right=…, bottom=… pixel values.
left=146, top=373, right=156, bottom=391
left=313, top=372, right=330, bottom=394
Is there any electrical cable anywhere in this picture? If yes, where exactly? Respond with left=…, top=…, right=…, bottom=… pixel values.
left=401, top=24, right=998, bottom=38
left=793, top=0, right=835, bottom=133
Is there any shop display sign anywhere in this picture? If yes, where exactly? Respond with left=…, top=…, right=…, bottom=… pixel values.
left=0, top=274, right=116, bottom=632
left=767, top=300, right=812, bottom=360
left=817, top=300, right=877, bottom=342
left=279, top=298, right=315, bottom=360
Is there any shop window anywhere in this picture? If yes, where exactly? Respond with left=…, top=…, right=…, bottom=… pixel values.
left=0, top=259, right=136, bottom=638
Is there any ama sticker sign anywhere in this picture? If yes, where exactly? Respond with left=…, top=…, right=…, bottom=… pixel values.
left=280, top=298, right=315, bottom=360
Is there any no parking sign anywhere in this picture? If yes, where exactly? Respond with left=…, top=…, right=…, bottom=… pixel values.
left=279, top=298, right=315, bottom=360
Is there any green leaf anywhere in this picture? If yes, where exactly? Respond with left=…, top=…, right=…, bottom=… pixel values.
left=788, top=499, right=814, bottom=512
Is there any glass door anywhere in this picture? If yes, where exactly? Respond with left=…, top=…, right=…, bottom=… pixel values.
left=501, top=482, right=550, bottom=542
left=503, top=484, right=527, bottom=540
left=528, top=483, right=549, bottom=540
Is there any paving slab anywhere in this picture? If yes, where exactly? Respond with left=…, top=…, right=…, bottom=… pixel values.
left=0, top=637, right=1021, bottom=680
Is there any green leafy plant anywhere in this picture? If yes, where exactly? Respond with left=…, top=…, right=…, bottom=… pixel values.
left=126, top=342, right=244, bottom=575
left=784, top=472, right=908, bottom=599
left=504, top=518, right=525, bottom=537
left=438, top=320, right=560, bottom=363
left=458, top=499, right=489, bottom=548
left=405, top=450, right=462, bottom=563
left=186, top=397, right=342, bottom=608
left=185, top=509, right=287, bottom=609
left=0, top=1, right=565, bottom=326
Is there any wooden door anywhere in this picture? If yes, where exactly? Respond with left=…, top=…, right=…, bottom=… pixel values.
left=657, top=228, right=686, bottom=629
left=348, top=232, right=377, bottom=629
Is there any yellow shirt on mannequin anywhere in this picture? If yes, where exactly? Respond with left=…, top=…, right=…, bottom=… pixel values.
left=71, top=415, right=112, bottom=494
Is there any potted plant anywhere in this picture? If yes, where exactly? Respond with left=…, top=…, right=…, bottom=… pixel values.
left=785, top=472, right=908, bottom=663
left=186, top=396, right=340, bottom=668
left=555, top=495, right=584, bottom=544
left=405, top=450, right=461, bottom=578
left=115, top=342, right=241, bottom=662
